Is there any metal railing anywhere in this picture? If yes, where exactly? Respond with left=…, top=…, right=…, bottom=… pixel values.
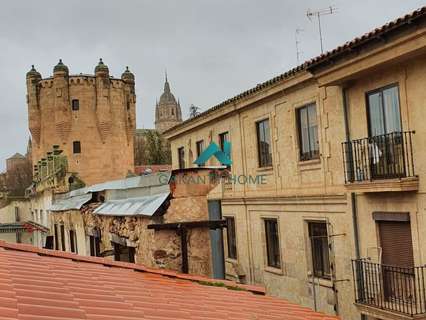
left=342, top=131, right=416, bottom=183
left=352, top=259, right=426, bottom=316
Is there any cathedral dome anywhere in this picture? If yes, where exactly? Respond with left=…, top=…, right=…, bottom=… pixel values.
left=53, top=59, right=69, bottom=74
left=159, top=78, right=177, bottom=105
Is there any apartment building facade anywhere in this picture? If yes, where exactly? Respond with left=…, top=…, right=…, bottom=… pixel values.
left=164, top=7, right=426, bottom=320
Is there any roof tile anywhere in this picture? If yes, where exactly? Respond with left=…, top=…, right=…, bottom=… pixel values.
left=0, top=241, right=339, bottom=319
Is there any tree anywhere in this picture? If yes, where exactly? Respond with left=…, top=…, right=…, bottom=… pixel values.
left=144, top=130, right=171, bottom=165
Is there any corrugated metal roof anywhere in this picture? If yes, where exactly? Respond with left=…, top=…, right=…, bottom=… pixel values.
left=93, top=192, right=170, bottom=217
left=67, top=172, right=171, bottom=197
left=50, top=194, right=92, bottom=211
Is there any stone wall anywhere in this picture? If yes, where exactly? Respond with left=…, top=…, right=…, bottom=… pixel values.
left=26, top=62, right=136, bottom=186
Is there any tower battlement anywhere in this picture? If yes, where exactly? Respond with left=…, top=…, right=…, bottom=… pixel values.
left=26, top=59, right=136, bottom=185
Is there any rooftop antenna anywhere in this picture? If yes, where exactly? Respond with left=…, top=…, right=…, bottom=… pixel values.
left=307, top=6, right=337, bottom=54
left=295, top=28, right=304, bottom=64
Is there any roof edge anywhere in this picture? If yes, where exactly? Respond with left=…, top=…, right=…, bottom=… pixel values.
left=0, top=240, right=265, bottom=295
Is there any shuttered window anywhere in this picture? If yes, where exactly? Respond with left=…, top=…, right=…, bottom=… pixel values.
left=378, top=221, right=414, bottom=267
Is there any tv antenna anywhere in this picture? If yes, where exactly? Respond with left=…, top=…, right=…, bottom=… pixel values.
left=307, top=6, right=337, bottom=54
left=295, top=28, right=304, bottom=64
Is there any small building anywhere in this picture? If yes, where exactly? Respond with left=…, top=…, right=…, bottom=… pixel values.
left=49, top=168, right=227, bottom=277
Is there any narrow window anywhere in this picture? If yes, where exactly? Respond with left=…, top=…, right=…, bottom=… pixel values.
left=264, top=219, right=280, bottom=268
left=60, top=225, right=66, bottom=251
left=226, top=217, right=237, bottom=259
left=54, top=224, right=59, bottom=250
left=178, top=147, right=185, bottom=169
left=14, top=207, right=20, bottom=222
left=73, top=141, right=81, bottom=154
left=256, top=119, right=272, bottom=167
left=308, top=222, right=330, bottom=279
left=219, top=131, right=230, bottom=151
left=297, top=103, right=319, bottom=161
left=89, top=233, right=101, bottom=257
left=196, top=140, right=204, bottom=167
left=71, top=99, right=79, bottom=111
left=16, top=232, right=21, bottom=243
left=69, top=230, right=77, bottom=253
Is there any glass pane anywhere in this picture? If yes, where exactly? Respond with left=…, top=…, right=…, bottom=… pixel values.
left=383, top=86, right=401, bottom=134
left=368, top=92, right=385, bottom=136
left=299, top=108, right=310, bottom=157
left=308, top=105, right=319, bottom=154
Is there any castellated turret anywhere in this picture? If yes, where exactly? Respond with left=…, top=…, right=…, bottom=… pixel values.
left=26, top=59, right=136, bottom=185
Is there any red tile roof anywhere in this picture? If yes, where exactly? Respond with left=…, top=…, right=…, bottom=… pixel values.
left=0, top=241, right=339, bottom=320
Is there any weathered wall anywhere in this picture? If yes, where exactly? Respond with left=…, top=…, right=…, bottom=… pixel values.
left=49, top=169, right=219, bottom=276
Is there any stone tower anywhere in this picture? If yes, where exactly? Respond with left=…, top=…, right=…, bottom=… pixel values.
left=155, top=74, right=182, bottom=133
left=26, top=59, right=136, bottom=186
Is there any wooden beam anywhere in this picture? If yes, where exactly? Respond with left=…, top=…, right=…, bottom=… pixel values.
left=147, top=219, right=227, bottom=231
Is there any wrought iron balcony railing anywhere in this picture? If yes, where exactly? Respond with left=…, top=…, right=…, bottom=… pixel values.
left=352, top=259, right=426, bottom=316
left=342, top=131, right=415, bottom=183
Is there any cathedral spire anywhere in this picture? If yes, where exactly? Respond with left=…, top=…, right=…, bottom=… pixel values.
left=164, top=70, right=170, bottom=94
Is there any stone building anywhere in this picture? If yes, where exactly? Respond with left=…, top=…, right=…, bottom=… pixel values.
left=48, top=168, right=225, bottom=277
left=26, top=59, right=136, bottom=186
left=164, top=6, right=426, bottom=320
left=155, top=74, right=182, bottom=133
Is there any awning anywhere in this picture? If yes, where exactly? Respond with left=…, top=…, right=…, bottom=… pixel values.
left=50, top=194, right=92, bottom=211
left=93, top=192, right=170, bottom=217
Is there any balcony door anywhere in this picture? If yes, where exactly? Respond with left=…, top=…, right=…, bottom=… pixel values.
left=367, top=85, right=405, bottom=179
left=378, top=220, right=414, bottom=303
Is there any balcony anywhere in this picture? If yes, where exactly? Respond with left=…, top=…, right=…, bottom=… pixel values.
left=342, top=131, right=418, bottom=192
left=352, top=259, right=426, bottom=319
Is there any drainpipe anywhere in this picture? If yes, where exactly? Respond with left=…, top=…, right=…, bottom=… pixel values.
left=342, top=87, right=360, bottom=260
left=343, top=87, right=365, bottom=320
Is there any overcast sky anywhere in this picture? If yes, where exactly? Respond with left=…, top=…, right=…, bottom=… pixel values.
left=0, top=0, right=424, bottom=170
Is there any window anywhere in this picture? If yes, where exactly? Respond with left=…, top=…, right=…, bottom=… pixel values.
left=264, top=219, right=280, bottom=268
left=308, top=222, right=330, bottom=279
left=297, top=103, right=319, bottom=161
left=14, top=207, right=20, bottom=222
left=60, top=225, right=66, bottom=251
left=16, top=232, right=21, bottom=244
left=196, top=140, right=204, bottom=166
left=54, top=224, right=59, bottom=250
left=71, top=99, right=79, bottom=111
left=219, top=131, right=229, bottom=151
left=89, top=234, right=101, bottom=257
left=367, top=84, right=401, bottom=137
left=256, top=119, right=272, bottom=167
left=69, top=230, right=77, bottom=253
left=113, top=243, right=135, bottom=263
left=178, top=147, right=185, bottom=169
left=73, top=141, right=81, bottom=154
left=226, top=217, right=237, bottom=259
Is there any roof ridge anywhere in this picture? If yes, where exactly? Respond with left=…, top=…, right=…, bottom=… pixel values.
left=0, top=240, right=265, bottom=294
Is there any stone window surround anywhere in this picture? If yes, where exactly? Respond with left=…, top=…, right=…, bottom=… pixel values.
left=223, top=214, right=238, bottom=262
left=259, top=213, right=284, bottom=275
